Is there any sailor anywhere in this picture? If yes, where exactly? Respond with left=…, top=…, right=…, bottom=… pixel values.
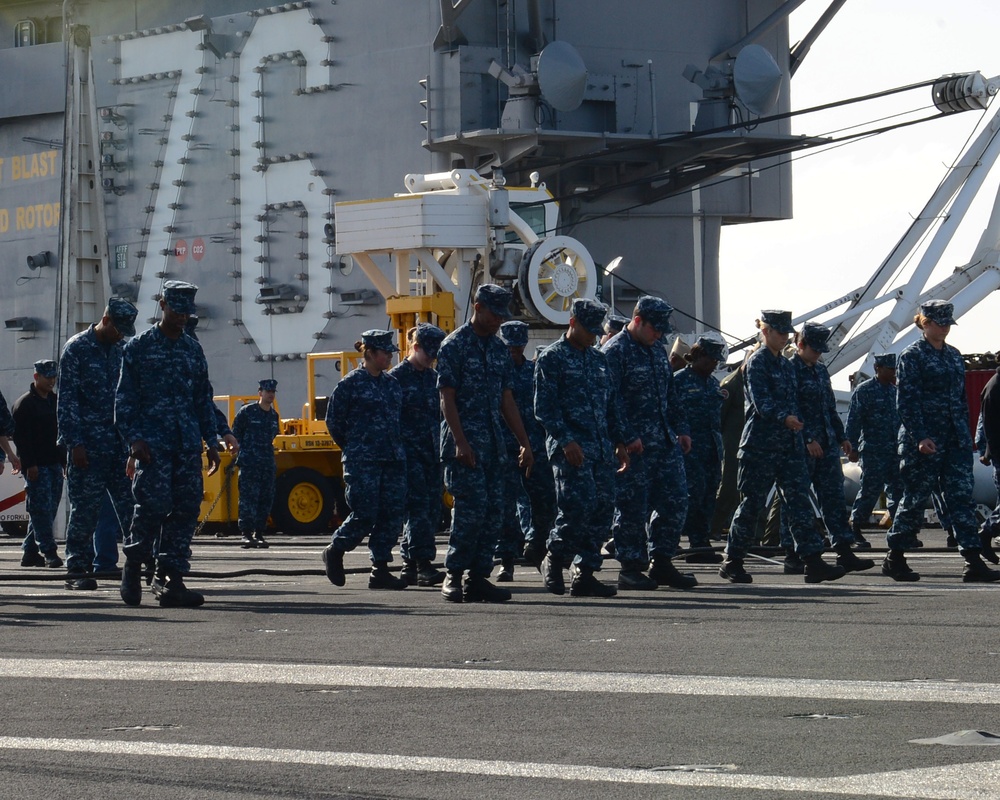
left=782, top=322, right=874, bottom=575
left=978, top=368, right=1000, bottom=561
left=534, top=298, right=629, bottom=597
left=602, top=295, right=696, bottom=591
left=708, top=351, right=749, bottom=542
left=496, top=320, right=555, bottom=577
left=13, top=359, right=66, bottom=570
left=845, top=353, right=902, bottom=548
left=231, top=379, right=280, bottom=550
left=389, top=323, right=448, bottom=588
left=720, top=310, right=846, bottom=584
left=58, top=298, right=139, bottom=589
left=322, top=330, right=407, bottom=591
left=116, top=280, right=221, bottom=607
left=674, top=335, right=727, bottom=563
left=436, top=284, right=534, bottom=603
left=883, top=300, right=999, bottom=582
left=599, top=313, right=629, bottom=347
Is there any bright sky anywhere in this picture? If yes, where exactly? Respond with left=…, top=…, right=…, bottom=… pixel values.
left=719, top=0, right=1000, bottom=386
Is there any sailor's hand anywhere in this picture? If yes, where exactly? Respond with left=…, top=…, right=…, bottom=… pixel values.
left=130, top=440, right=152, bottom=464
left=206, top=447, right=221, bottom=477
left=72, top=445, right=89, bottom=469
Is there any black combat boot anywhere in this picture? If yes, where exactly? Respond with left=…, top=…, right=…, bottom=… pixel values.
left=120, top=559, right=143, bottom=606
left=617, top=562, right=657, bottom=590
left=649, top=558, right=698, bottom=589
left=369, top=562, right=407, bottom=590
left=416, top=560, right=445, bottom=586
left=441, top=570, right=464, bottom=602
left=719, top=558, right=752, bottom=584
left=540, top=552, right=565, bottom=595
left=803, top=554, right=847, bottom=584
left=782, top=547, right=804, bottom=575
left=400, top=559, right=419, bottom=586
left=151, top=570, right=205, bottom=607
left=463, top=574, right=511, bottom=603
left=240, top=532, right=255, bottom=549
left=881, top=549, right=919, bottom=582
left=65, top=569, right=98, bottom=591
left=322, top=544, right=346, bottom=586
left=496, top=557, right=515, bottom=583
left=946, top=528, right=958, bottom=548
left=570, top=567, right=617, bottom=598
left=963, top=551, right=1000, bottom=583
left=251, top=531, right=269, bottom=549
left=835, top=544, right=875, bottom=573
left=979, top=530, right=999, bottom=565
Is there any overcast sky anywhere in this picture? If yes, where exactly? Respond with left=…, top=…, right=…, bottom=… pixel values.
left=718, top=0, right=1000, bottom=385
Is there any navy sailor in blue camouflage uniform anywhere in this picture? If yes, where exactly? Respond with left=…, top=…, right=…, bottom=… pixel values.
left=437, top=284, right=534, bottom=604
left=58, top=298, right=139, bottom=590
left=323, top=330, right=408, bottom=591
left=13, top=359, right=66, bottom=569
left=883, top=300, right=999, bottom=582
left=674, top=336, right=727, bottom=564
left=496, top=320, right=555, bottom=578
left=721, top=310, right=846, bottom=584
left=390, top=323, right=447, bottom=588
left=115, top=281, right=221, bottom=607
left=845, top=353, right=902, bottom=548
left=232, top=379, right=280, bottom=550
left=535, top=298, right=629, bottom=597
left=782, top=322, right=874, bottom=575
left=602, top=296, right=697, bottom=591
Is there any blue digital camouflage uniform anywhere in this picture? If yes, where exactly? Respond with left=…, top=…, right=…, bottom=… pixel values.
left=979, top=369, right=1000, bottom=538
left=326, top=366, right=405, bottom=562
left=887, top=337, right=979, bottom=551
left=845, top=376, right=902, bottom=526
left=58, top=324, right=135, bottom=573
left=389, top=357, right=442, bottom=562
left=602, top=328, right=690, bottom=568
left=13, top=373, right=66, bottom=559
left=726, top=347, right=826, bottom=559
left=116, top=326, right=219, bottom=574
left=534, top=334, right=624, bottom=570
left=498, top=352, right=555, bottom=560
left=785, top=352, right=856, bottom=547
left=232, top=400, right=279, bottom=534
left=437, top=321, right=514, bottom=577
left=674, top=365, right=724, bottom=549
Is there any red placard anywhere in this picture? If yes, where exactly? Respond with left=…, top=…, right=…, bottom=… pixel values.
left=192, top=237, right=205, bottom=261
left=175, top=239, right=188, bottom=262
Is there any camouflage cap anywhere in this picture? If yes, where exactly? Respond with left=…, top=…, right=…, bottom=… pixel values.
left=162, top=280, right=198, bottom=314
left=800, top=321, right=832, bottom=354
left=873, top=353, right=896, bottom=369
left=635, top=295, right=674, bottom=333
left=34, top=359, right=57, bottom=378
left=604, top=314, right=629, bottom=335
left=414, top=322, right=446, bottom=358
left=474, top=283, right=514, bottom=319
left=499, top=320, right=529, bottom=347
left=760, top=309, right=795, bottom=334
left=571, top=298, right=607, bottom=335
left=107, top=297, right=138, bottom=337
left=259, top=379, right=278, bottom=392
left=920, top=299, right=957, bottom=326
left=361, top=329, right=399, bottom=353
left=695, top=335, right=726, bottom=362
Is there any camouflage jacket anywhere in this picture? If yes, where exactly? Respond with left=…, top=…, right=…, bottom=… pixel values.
left=790, top=354, right=846, bottom=450
left=602, top=328, right=689, bottom=448
left=534, top=334, right=624, bottom=462
left=739, top=346, right=803, bottom=453
left=896, top=337, right=972, bottom=451
left=325, top=366, right=404, bottom=464
left=231, top=401, right=279, bottom=466
left=674, top=366, right=724, bottom=460
left=389, top=358, right=440, bottom=465
left=57, top=325, right=126, bottom=453
left=115, top=325, right=219, bottom=453
left=845, top=377, right=899, bottom=454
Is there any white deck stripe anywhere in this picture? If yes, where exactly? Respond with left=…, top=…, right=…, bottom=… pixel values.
left=0, top=736, right=995, bottom=799
left=0, top=657, right=997, bottom=704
